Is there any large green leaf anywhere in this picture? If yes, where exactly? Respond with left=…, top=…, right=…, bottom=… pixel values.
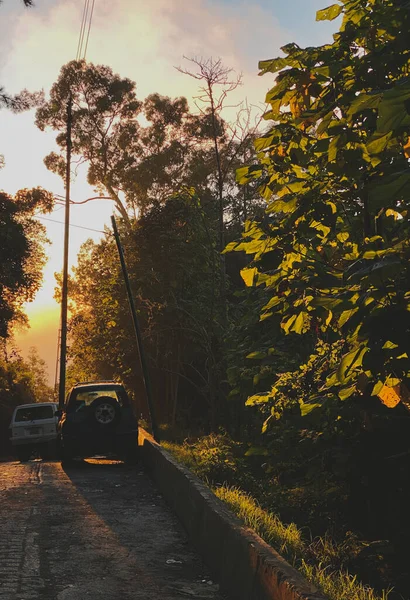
left=368, top=171, right=410, bottom=209
left=236, top=165, right=263, bottom=184
left=346, top=255, right=402, bottom=284
left=377, top=82, right=410, bottom=133
left=246, top=393, right=271, bottom=406
left=258, top=57, right=291, bottom=75
left=338, top=383, right=356, bottom=400
left=300, top=401, right=321, bottom=416
left=347, top=92, right=382, bottom=119
left=316, top=4, right=343, bottom=21
left=366, top=132, right=393, bottom=155
left=337, top=346, right=367, bottom=384
left=240, top=267, right=258, bottom=286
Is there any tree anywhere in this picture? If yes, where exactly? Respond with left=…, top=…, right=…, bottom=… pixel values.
left=0, top=0, right=40, bottom=111
left=36, top=61, right=225, bottom=222
left=228, top=0, right=410, bottom=428
left=65, top=191, right=224, bottom=428
left=0, top=342, right=53, bottom=456
left=25, top=346, right=54, bottom=402
left=36, top=60, right=141, bottom=223
left=177, top=58, right=245, bottom=296
left=0, top=188, right=54, bottom=337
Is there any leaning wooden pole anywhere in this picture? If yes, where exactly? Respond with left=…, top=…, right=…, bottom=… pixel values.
left=111, top=215, right=160, bottom=443
left=58, top=95, right=72, bottom=409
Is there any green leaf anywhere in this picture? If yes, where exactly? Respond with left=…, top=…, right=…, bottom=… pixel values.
left=338, top=308, right=358, bottom=327
left=293, top=311, right=306, bottom=334
left=236, top=165, right=263, bottom=185
left=262, top=416, right=273, bottom=434
left=371, top=381, right=384, bottom=396
left=228, top=388, right=240, bottom=398
left=246, top=351, right=267, bottom=360
left=382, top=341, right=399, bottom=350
left=240, top=267, right=258, bottom=286
left=300, top=401, right=321, bottom=416
left=347, top=92, right=382, bottom=119
left=311, top=296, right=343, bottom=310
left=246, top=393, right=271, bottom=406
left=366, top=132, right=392, bottom=155
left=223, top=241, right=240, bottom=253
left=337, top=346, right=367, bottom=384
left=262, top=296, right=282, bottom=311
left=267, top=197, right=299, bottom=214
left=258, top=57, right=291, bottom=75
left=244, top=446, right=269, bottom=457
left=338, top=384, right=356, bottom=400
left=368, top=171, right=410, bottom=209
left=254, top=132, right=280, bottom=152
left=316, top=4, right=343, bottom=21
left=377, top=82, right=410, bottom=133
left=385, top=377, right=401, bottom=387
left=282, top=314, right=297, bottom=334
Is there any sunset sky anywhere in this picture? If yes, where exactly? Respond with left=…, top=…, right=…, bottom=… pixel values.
left=0, top=0, right=335, bottom=384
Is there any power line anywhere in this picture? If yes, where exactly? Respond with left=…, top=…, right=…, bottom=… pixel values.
left=76, top=0, right=89, bottom=61
left=83, top=0, right=96, bottom=60
left=76, top=0, right=95, bottom=61
left=35, top=215, right=108, bottom=235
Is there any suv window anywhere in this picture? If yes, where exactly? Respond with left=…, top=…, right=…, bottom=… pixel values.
left=15, top=405, right=54, bottom=422
left=67, top=386, right=126, bottom=413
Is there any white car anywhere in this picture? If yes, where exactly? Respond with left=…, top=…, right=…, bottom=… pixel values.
left=9, top=402, right=59, bottom=462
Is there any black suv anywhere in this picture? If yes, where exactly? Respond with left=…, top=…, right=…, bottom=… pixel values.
left=58, top=381, right=138, bottom=464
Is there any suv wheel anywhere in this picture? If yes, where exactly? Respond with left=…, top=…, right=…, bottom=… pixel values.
left=90, top=396, right=120, bottom=428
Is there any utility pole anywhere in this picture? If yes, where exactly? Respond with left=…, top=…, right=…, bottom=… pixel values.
left=58, top=95, right=73, bottom=409
left=111, top=215, right=160, bottom=443
left=54, top=328, right=61, bottom=396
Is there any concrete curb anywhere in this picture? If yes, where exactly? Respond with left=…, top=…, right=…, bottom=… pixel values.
left=138, top=428, right=328, bottom=600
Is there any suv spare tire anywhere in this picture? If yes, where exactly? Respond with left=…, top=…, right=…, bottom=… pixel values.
left=89, top=396, right=120, bottom=428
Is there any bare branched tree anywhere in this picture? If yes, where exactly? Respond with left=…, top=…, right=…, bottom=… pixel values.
left=176, top=56, right=243, bottom=303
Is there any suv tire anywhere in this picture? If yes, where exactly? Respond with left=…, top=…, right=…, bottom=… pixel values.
left=89, top=396, right=120, bottom=428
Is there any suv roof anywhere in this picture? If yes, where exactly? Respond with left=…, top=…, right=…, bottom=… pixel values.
left=73, top=381, right=122, bottom=388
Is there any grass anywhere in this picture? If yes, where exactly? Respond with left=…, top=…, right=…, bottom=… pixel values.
left=163, top=439, right=392, bottom=600
left=215, top=487, right=391, bottom=600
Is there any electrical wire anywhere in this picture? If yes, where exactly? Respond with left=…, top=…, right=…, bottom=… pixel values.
left=76, top=0, right=89, bottom=61
left=76, top=0, right=95, bottom=61
left=35, top=215, right=108, bottom=235
left=83, top=0, right=96, bottom=60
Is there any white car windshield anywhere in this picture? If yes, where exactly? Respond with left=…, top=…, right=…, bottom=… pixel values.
left=15, top=406, right=54, bottom=422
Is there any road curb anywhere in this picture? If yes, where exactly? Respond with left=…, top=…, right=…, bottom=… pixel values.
left=138, top=428, right=327, bottom=600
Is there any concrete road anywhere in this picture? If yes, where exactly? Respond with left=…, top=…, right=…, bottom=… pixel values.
left=0, top=459, right=227, bottom=600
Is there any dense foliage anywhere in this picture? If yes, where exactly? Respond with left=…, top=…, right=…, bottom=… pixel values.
left=66, top=191, right=226, bottom=427
left=228, top=0, right=410, bottom=429
left=0, top=189, right=54, bottom=337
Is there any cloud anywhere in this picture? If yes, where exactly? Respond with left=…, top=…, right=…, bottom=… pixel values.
left=1, top=0, right=285, bottom=101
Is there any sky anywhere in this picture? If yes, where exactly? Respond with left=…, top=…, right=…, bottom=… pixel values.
left=0, top=0, right=337, bottom=385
